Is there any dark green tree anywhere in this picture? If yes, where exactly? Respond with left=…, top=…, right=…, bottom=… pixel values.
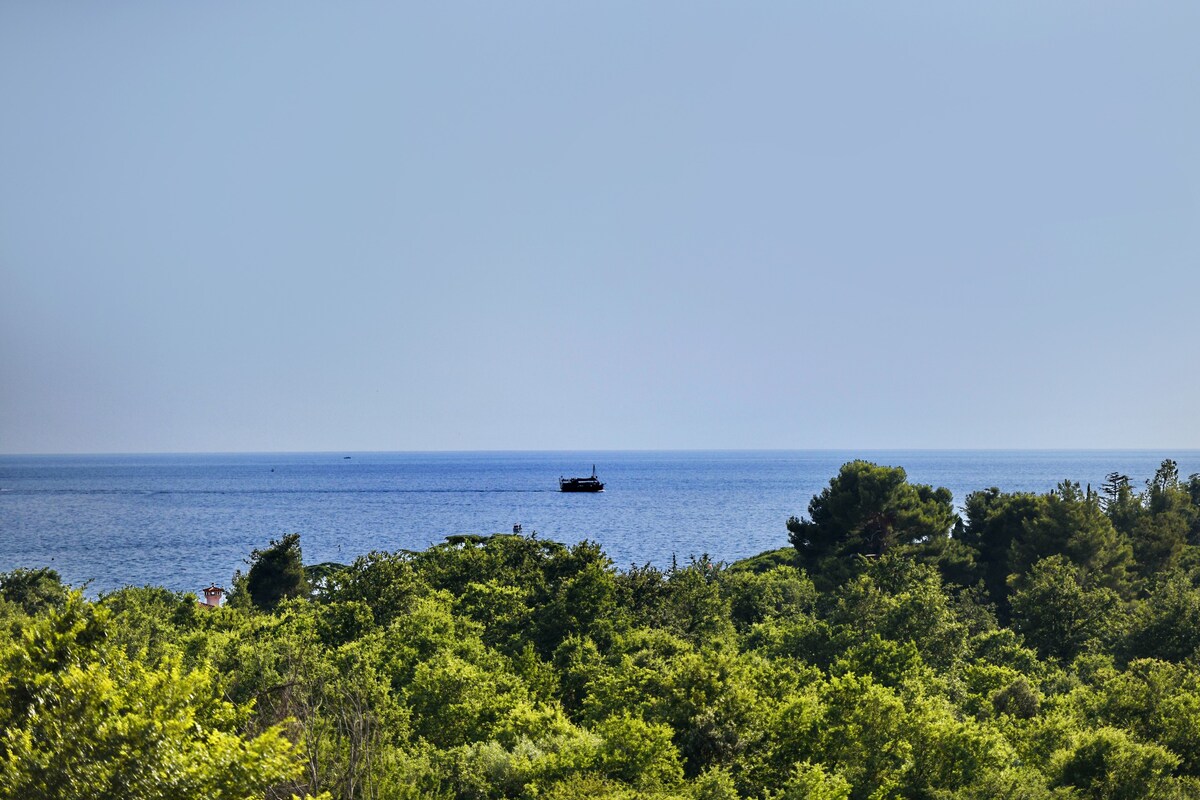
left=246, top=532, right=308, bottom=611
left=788, top=461, right=956, bottom=584
left=959, top=489, right=1045, bottom=614
left=1122, top=570, right=1200, bottom=662
left=0, top=567, right=68, bottom=615
left=1014, top=481, right=1135, bottom=596
left=1102, top=472, right=1143, bottom=537
left=1187, top=472, right=1200, bottom=511
left=1129, top=459, right=1198, bottom=576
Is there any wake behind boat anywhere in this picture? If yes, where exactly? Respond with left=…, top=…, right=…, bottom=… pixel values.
left=560, top=465, right=604, bottom=492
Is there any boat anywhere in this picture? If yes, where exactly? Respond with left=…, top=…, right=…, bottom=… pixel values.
left=560, top=465, right=605, bottom=492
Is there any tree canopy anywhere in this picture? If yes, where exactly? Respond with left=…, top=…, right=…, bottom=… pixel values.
left=786, top=461, right=956, bottom=586
left=243, top=531, right=308, bottom=611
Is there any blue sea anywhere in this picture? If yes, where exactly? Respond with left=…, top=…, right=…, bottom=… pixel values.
left=2, top=451, right=1198, bottom=596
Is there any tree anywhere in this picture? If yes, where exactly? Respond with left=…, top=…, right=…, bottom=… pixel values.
left=317, top=550, right=425, bottom=626
left=959, top=489, right=1045, bottom=614
left=1187, top=473, right=1200, bottom=517
left=719, top=565, right=817, bottom=631
left=787, top=461, right=956, bottom=583
left=594, top=713, right=685, bottom=790
left=246, top=532, right=308, bottom=611
left=1015, top=481, right=1135, bottom=596
left=775, top=762, right=851, bottom=800
left=1053, top=727, right=1180, bottom=800
left=1122, top=571, right=1200, bottom=662
left=661, top=556, right=735, bottom=644
left=1009, top=556, right=1123, bottom=662
left=0, top=593, right=303, bottom=800
left=1102, top=473, right=1142, bottom=537
left=810, top=674, right=913, bottom=799
left=0, top=567, right=68, bottom=615
left=1086, top=659, right=1200, bottom=777
left=827, top=557, right=969, bottom=671
left=1129, top=459, right=1198, bottom=576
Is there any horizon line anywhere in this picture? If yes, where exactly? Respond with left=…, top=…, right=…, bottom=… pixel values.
left=5, top=446, right=1200, bottom=458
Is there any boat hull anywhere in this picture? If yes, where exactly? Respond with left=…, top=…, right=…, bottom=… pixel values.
left=560, top=479, right=604, bottom=492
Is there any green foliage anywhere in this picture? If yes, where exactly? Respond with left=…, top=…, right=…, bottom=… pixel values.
left=99, top=585, right=200, bottom=661
left=406, top=651, right=532, bottom=748
left=0, top=593, right=299, bottom=800
left=3, top=459, right=1200, bottom=799
left=725, top=546, right=799, bottom=575
left=1052, top=727, right=1180, bottom=800
left=960, top=488, right=1045, bottom=612
left=0, top=567, right=68, bottom=616
left=693, top=766, right=741, bottom=800
left=963, top=480, right=1143, bottom=618
left=1016, top=481, right=1135, bottom=596
left=593, top=712, right=684, bottom=790
left=246, top=532, right=309, bottom=611
left=993, top=677, right=1041, bottom=719
left=662, top=556, right=735, bottom=644
left=720, top=565, right=816, bottom=631
left=1076, top=658, right=1200, bottom=777
left=773, top=762, right=851, bottom=800
left=787, top=461, right=956, bottom=587
left=1122, top=570, right=1200, bottom=662
left=1124, top=460, right=1200, bottom=578
left=317, top=550, right=423, bottom=626
left=1011, top=556, right=1125, bottom=662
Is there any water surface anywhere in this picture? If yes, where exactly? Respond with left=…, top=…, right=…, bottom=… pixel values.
left=2, top=450, right=1196, bottom=594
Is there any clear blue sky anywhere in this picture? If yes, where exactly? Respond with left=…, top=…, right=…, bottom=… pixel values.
left=2, top=2, right=1197, bottom=453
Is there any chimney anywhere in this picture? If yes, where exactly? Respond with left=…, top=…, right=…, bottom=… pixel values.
left=201, top=584, right=225, bottom=608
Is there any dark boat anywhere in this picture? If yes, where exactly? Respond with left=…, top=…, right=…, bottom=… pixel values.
left=560, top=465, right=604, bottom=492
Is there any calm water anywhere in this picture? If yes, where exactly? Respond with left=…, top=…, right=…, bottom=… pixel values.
left=2, top=450, right=1198, bottom=595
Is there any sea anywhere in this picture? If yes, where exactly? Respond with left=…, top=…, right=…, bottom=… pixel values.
left=1, top=450, right=1198, bottom=596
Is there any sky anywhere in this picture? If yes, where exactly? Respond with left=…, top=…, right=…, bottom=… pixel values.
left=1, top=2, right=1198, bottom=453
